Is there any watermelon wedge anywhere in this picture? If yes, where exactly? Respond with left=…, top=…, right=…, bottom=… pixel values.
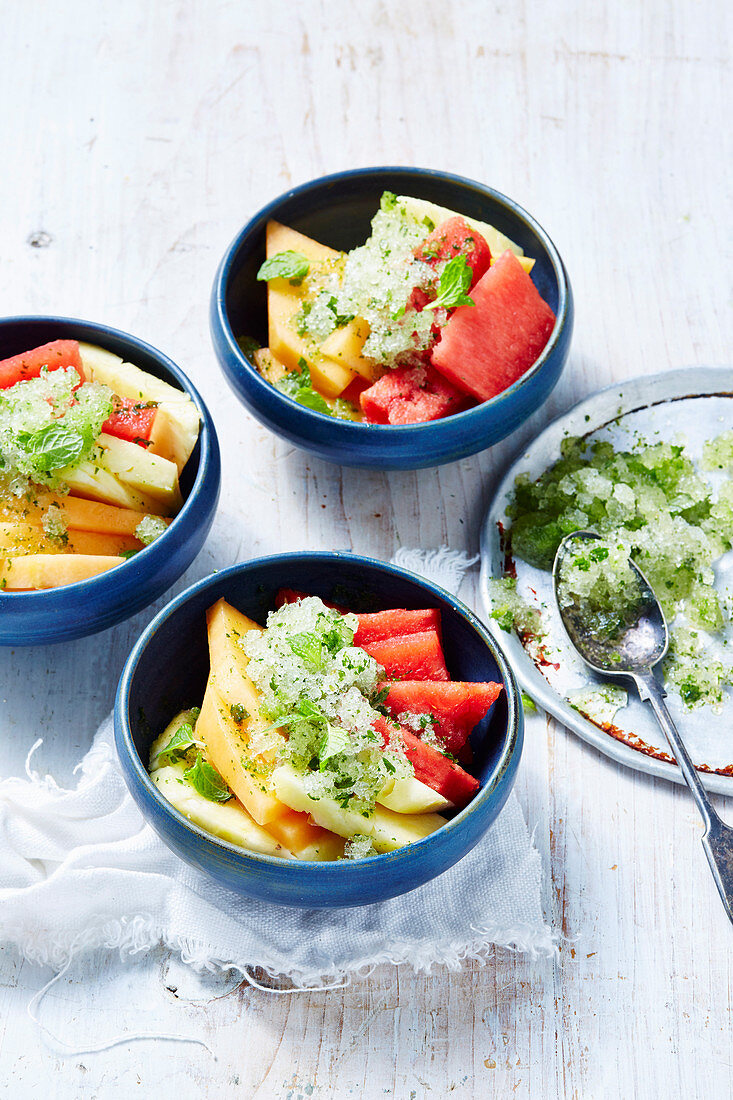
left=102, top=397, right=158, bottom=447
left=0, top=339, right=83, bottom=390
left=374, top=717, right=479, bottom=807
left=431, top=250, right=556, bottom=401
left=382, top=680, right=503, bottom=753
left=360, top=362, right=472, bottom=425
left=361, top=630, right=449, bottom=681
left=354, top=608, right=441, bottom=646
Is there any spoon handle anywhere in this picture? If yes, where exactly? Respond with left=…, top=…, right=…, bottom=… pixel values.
left=638, top=673, right=733, bottom=924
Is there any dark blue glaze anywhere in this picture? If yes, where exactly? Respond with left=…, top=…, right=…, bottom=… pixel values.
left=0, top=316, right=220, bottom=645
left=115, top=554, right=523, bottom=908
left=210, top=166, right=573, bottom=469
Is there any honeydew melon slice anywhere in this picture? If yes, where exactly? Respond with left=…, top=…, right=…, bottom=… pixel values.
left=377, top=775, right=453, bottom=814
left=60, top=460, right=169, bottom=515
left=395, top=195, right=524, bottom=260
left=272, top=763, right=446, bottom=852
left=78, top=342, right=200, bottom=474
left=96, top=433, right=182, bottom=512
left=150, top=763, right=291, bottom=858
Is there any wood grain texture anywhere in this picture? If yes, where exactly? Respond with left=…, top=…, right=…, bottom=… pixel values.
left=0, top=0, right=731, bottom=1096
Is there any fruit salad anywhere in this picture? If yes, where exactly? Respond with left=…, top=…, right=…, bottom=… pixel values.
left=244, top=192, right=556, bottom=425
left=148, top=591, right=503, bottom=860
left=0, top=338, right=200, bottom=590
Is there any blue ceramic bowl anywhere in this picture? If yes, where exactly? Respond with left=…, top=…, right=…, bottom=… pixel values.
left=115, top=553, right=523, bottom=908
left=0, top=316, right=221, bottom=646
left=210, top=166, right=573, bottom=469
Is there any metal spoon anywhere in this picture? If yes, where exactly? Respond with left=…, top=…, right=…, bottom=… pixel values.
left=553, top=530, right=733, bottom=924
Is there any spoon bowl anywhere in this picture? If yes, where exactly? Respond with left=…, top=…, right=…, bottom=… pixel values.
left=552, top=530, right=668, bottom=676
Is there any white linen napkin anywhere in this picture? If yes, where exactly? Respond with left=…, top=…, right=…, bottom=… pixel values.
left=0, top=550, right=553, bottom=985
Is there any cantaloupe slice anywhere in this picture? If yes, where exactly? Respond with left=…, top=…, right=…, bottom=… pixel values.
left=253, top=347, right=288, bottom=385
left=196, top=682, right=285, bottom=826
left=0, top=522, right=51, bottom=555
left=96, top=433, right=182, bottom=512
left=0, top=492, right=168, bottom=538
left=79, top=342, right=200, bottom=473
left=65, top=530, right=142, bottom=556
left=0, top=553, right=123, bottom=589
left=0, top=521, right=141, bottom=559
left=205, top=598, right=281, bottom=754
left=266, top=809, right=345, bottom=861
left=265, top=220, right=357, bottom=398
left=253, top=348, right=363, bottom=421
left=319, top=318, right=376, bottom=381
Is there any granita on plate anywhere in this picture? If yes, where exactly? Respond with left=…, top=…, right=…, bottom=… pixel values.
left=148, top=592, right=504, bottom=861
left=488, top=434, right=733, bottom=711
left=241, top=192, right=556, bottom=425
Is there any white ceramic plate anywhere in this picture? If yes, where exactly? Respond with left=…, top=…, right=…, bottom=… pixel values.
left=479, top=367, right=733, bottom=795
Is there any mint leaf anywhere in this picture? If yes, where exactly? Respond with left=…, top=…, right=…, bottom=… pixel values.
left=274, top=361, right=332, bottom=417
left=236, top=335, right=260, bottom=359
left=287, top=631, right=325, bottom=671
left=296, top=389, right=331, bottom=415
left=183, top=754, right=232, bottom=802
left=319, top=722, right=351, bottom=766
left=521, top=692, right=537, bottom=713
left=424, top=254, right=475, bottom=311
left=256, top=251, right=310, bottom=283
left=17, top=423, right=86, bottom=472
left=326, top=296, right=355, bottom=328
left=154, top=722, right=196, bottom=765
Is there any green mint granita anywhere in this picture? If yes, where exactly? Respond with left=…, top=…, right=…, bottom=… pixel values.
left=555, top=537, right=645, bottom=643
left=502, top=434, right=733, bottom=710
left=135, top=514, right=168, bottom=546
left=241, top=596, right=412, bottom=815
left=0, top=367, right=113, bottom=494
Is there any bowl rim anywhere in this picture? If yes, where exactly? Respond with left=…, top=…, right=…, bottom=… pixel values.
left=115, top=551, right=523, bottom=873
left=211, top=164, right=570, bottom=434
left=0, top=313, right=217, bottom=605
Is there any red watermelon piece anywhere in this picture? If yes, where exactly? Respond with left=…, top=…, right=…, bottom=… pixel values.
left=415, top=216, right=492, bottom=282
left=382, top=679, right=503, bottom=754
left=374, top=717, right=479, bottom=807
left=431, top=250, right=556, bottom=401
left=0, top=339, right=83, bottom=390
left=102, top=397, right=158, bottom=447
left=361, top=630, right=449, bottom=681
left=410, top=217, right=491, bottom=313
left=354, top=608, right=441, bottom=646
left=360, top=362, right=473, bottom=425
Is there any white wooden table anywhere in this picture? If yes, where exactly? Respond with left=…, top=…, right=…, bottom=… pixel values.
left=1, top=2, right=731, bottom=1096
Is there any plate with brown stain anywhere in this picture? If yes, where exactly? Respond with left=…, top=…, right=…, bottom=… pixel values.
left=479, top=366, right=733, bottom=794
